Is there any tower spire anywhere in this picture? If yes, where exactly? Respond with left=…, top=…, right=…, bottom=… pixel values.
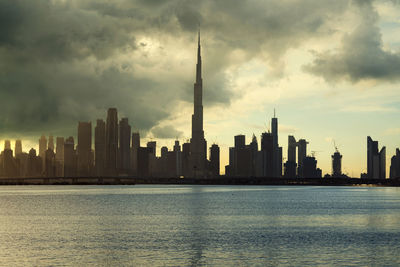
left=196, top=28, right=202, bottom=84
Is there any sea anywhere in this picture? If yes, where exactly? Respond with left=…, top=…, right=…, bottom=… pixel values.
left=0, top=185, right=400, bottom=266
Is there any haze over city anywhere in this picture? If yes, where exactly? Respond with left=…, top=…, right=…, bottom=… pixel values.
left=1, top=0, right=400, bottom=176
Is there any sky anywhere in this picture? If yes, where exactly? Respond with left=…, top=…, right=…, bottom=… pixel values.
left=0, top=0, right=400, bottom=176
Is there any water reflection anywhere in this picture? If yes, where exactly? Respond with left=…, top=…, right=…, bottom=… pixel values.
left=0, top=185, right=400, bottom=266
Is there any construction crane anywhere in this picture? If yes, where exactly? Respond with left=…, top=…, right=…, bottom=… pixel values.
left=333, top=140, right=339, bottom=153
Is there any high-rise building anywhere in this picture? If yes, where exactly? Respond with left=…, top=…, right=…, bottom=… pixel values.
left=390, top=148, right=400, bottom=179
left=182, top=142, right=191, bottom=177
left=131, top=132, right=140, bottom=175
left=39, top=135, right=47, bottom=174
left=234, top=135, right=246, bottom=149
left=210, top=144, right=220, bottom=177
left=15, top=140, right=22, bottom=156
left=64, top=136, right=77, bottom=177
left=4, top=140, right=11, bottom=151
left=367, top=136, right=386, bottom=179
left=147, top=141, right=156, bottom=176
left=261, top=132, right=274, bottom=177
left=27, top=148, right=41, bottom=177
left=287, top=136, right=297, bottom=163
left=297, top=139, right=308, bottom=178
left=39, top=135, right=47, bottom=159
left=271, top=113, right=281, bottom=177
left=284, top=135, right=297, bottom=178
left=44, top=149, right=55, bottom=177
left=95, top=119, right=106, bottom=177
left=119, top=118, right=131, bottom=174
left=303, top=156, right=322, bottom=178
left=174, top=140, right=182, bottom=177
left=77, top=122, right=92, bottom=176
left=249, top=134, right=258, bottom=176
left=190, top=31, right=207, bottom=178
left=332, top=151, right=342, bottom=177
left=55, top=137, right=64, bottom=177
left=106, top=108, right=118, bottom=175
left=48, top=135, right=54, bottom=151
left=138, top=147, right=152, bottom=177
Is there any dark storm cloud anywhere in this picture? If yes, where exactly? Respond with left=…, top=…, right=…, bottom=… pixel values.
left=304, top=0, right=400, bottom=83
left=0, top=0, right=354, bottom=138
left=150, top=125, right=183, bottom=139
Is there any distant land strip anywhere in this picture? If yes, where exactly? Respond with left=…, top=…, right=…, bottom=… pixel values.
left=0, top=177, right=399, bottom=186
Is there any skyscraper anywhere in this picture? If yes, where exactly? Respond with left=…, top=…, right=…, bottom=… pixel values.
left=271, top=113, right=280, bottom=177
left=95, top=119, right=106, bottom=177
left=287, top=136, right=297, bottom=163
left=332, top=150, right=342, bottom=177
left=390, top=148, right=400, bottom=179
left=15, top=140, right=22, bottom=156
left=119, top=118, right=131, bottom=174
left=39, top=135, right=47, bottom=159
left=106, top=108, right=118, bottom=176
left=64, top=136, right=76, bottom=177
left=4, top=140, right=11, bottom=151
left=210, top=144, right=220, bottom=177
left=39, top=135, right=47, bottom=174
left=367, top=136, right=386, bottom=179
left=174, top=140, right=182, bottom=177
left=77, top=122, right=92, bottom=176
left=297, top=139, right=308, bottom=178
left=48, top=135, right=54, bottom=151
left=147, top=141, right=156, bottom=176
left=261, top=132, right=274, bottom=177
left=190, top=31, right=207, bottom=178
left=284, top=135, right=297, bottom=178
left=55, top=137, right=64, bottom=177
left=131, top=132, right=140, bottom=175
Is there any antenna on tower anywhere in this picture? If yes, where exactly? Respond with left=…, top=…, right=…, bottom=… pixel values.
left=274, top=108, right=276, bottom=118
left=333, top=140, right=339, bottom=153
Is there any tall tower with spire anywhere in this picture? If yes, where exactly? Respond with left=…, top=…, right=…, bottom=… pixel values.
left=190, top=30, right=207, bottom=178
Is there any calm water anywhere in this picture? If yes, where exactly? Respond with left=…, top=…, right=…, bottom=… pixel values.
left=1, top=185, right=400, bottom=266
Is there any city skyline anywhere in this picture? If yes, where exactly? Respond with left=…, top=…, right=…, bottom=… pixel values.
left=0, top=0, right=400, bottom=176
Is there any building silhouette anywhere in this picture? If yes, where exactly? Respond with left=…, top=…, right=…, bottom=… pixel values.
left=64, top=136, right=77, bottom=177
left=390, top=148, right=400, bottom=179
left=190, top=30, right=207, bottom=178
left=182, top=142, right=191, bottom=177
left=131, top=132, right=140, bottom=176
left=209, top=144, right=220, bottom=177
left=106, top=108, right=118, bottom=176
left=303, top=156, right=322, bottom=178
left=4, top=140, right=11, bottom=151
left=284, top=135, right=297, bottom=178
left=119, top=118, right=131, bottom=175
left=55, top=137, right=64, bottom=177
left=77, top=122, right=92, bottom=177
left=44, top=149, right=55, bottom=177
left=174, top=140, right=182, bottom=177
left=48, top=136, right=54, bottom=151
left=332, top=151, right=342, bottom=177
left=95, top=119, right=106, bottom=177
left=27, top=148, right=41, bottom=177
left=367, top=136, right=386, bottom=179
left=15, top=140, right=22, bottom=156
left=297, top=139, right=308, bottom=178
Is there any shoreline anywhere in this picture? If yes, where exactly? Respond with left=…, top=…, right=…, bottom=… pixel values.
left=0, top=177, right=399, bottom=187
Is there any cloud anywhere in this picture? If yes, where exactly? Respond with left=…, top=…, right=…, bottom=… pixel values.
left=150, top=125, right=183, bottom=139
left=304, top=1, right=400, bottom=83
left=0, top=0, right=365, bottom=140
